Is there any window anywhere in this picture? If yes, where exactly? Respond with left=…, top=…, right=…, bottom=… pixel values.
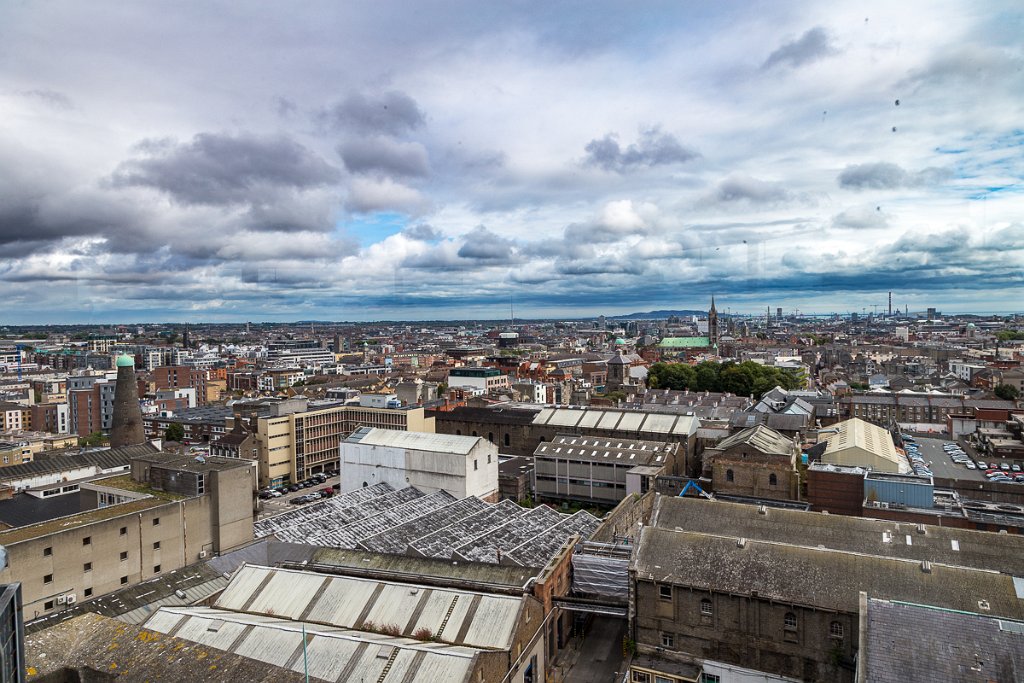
left=43, top=546, right=52, bottom=557
left=700, top=598, right=713, bottom=616
left=82, top=536, right=91, bottom=546
left=631, top=672, right=650, bottom=683
left=120, top=551, right=128, bottom=561
left=44, top=600, right=54, bottom=611
left=701, top=674, right=721, bottom=683
left=784, top=612, right=797, bottom=630
left=153, top=541, right=161, bottom=550
left=769, top=473, right=778, bottom=486
left=726, top=469, right=734, bottom=482
left=487, top=454, right=492, bottom=464
left=488, top=432, right=494, bottom=443
left=830, top=621, right=844, bottom=639
left=474, top=459, right=478, bottom=471
left=84, top=587, right=93, bottom=598
left=83, top=562, right=92, bottom=572
left=504, top=433, right=510, bottom=447
left=43, top=574, right=53, bottom=584
left=152, top=517, right=160, bottom=526
left=120, top=526, right=127, bottom=536
left=661, top=632, right=674, bottom=647
left=153, top=565, right=161, bottom=573
left=659, top=585, right=672, bottom=601
left=120, top=576, right=128, bottom=585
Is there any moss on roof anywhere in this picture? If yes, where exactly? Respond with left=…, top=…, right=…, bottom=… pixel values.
left=93, top=474, right=187, bottom=502
left=0, top=497, right=168, bottom=545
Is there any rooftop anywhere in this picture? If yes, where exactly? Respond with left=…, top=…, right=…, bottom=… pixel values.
left=712, top=424, right=796, bottom=457
left=534, top=434, right=675, bottom=467
left=634, top=526, right=1024, bottom=618
left=345, top=426, right=484, bottom=455
left=0, top=496, right=168, bottom=545
left=26, top=613, right=306, bottom=683
left=531, top=407, right=698, bottom=437
left=651, top=495, right=1024, bottom=577
left=863, top=598, right=1024, bottom=683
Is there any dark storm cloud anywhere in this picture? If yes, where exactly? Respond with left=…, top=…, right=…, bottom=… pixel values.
left=762, top=26, right=837, bottom=70
left=403, top=224, right=442, bottom=241
left=110, top=132, right=341, bottom=205
left=339, top=137, right=430, bottom=178
left=456, top=226, right=516, bottom=261
left=837, top=162, right=950, bottom=190
left=321, top=91, right=425, bottom=135
left=583, top=126, right=699, bottom=173
left=710, top=174, right=789, bottom=203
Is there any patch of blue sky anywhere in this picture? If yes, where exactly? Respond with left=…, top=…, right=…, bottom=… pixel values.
left=341, top=212, right=410, bottom=247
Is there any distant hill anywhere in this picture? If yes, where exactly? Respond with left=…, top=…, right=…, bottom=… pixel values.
left=610, top=309, right=707, bottom=320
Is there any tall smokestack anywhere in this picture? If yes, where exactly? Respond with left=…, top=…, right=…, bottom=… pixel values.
left=111, top=355, right=145, bottom=447
left=888, top=291, right=892, bottom=317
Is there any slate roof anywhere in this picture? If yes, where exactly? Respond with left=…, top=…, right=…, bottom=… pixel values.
left=651, top=496, right=1024, bottom=576
left=634, top=526, right=1024, bottom=618
left=863, top=598, right=1024, bottom=683
left=0, top=441, right=159, bottom=483
left=712, top=424, right=794, bottom=457
left=657, top=337, right=710, bottom=348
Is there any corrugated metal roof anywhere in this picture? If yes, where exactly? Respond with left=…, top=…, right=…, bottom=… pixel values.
left=345, top=427, right=482, bottom=455
left=214, top=565, right=525, bottom=650
left=147, top=605, right=478, bottom=683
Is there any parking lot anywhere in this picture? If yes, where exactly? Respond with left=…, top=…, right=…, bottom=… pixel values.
left=257, top=473, right=342, bottom=520
left=910, top=436, right=987, bottom=482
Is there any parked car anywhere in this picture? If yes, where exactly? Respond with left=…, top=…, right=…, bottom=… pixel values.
left=965, top=462, right=977, bottom=469
left=1000, top=463, right=1011, bottom=471
left=1013, top=464, right=1022, bottom=472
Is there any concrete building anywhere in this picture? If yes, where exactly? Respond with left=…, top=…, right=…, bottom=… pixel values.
left=448, top=366, right=510, bottom=393
left=264, top=339, right=334, bottom=368
left=340, top=427, right=499, bottom=501
left=250, top=399, right=435, bottom=487
left=0, top=451, right=254, bottom=619
left=532, top=435, right=678, bottom=506
left=818, top=417, right=908, bottom=474
left=704, top=424, right=800, bottom=501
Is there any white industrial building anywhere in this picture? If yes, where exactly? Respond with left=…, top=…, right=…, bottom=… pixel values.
left=340, top=428, right=500, bottom=501
left=818, top=417, right=908, bottom=474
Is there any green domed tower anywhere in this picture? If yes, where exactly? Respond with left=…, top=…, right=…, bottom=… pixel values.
left=111, top=354, right=145, bottom=447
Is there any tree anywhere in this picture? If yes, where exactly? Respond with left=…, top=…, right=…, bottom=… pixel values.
left=994, top=384, right=1020, bottom=401
left=164, top=423, right=185, bottom=442
left=79, top=431, right=105, bottom=447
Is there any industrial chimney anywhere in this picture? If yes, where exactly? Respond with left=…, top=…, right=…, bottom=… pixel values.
left=110, top=354, right=145, bottom=447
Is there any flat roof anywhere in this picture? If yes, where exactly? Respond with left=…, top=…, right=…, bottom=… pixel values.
left=0, top=496, right=167, bottom=545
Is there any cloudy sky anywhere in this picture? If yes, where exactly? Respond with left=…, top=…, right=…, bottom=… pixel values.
left=1, top=1, right=1022, bottom=323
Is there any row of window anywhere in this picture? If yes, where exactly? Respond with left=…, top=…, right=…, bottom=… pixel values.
left=657, top=587, right=844, bottom=638
left=41, top=521, right=161, bottom=557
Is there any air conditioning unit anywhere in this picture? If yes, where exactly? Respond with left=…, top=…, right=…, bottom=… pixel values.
left=198, top=551, right=207, bottom=559
left=56, top=595, right=67, bottom=604
left=66, top=594, right=76, bottom=605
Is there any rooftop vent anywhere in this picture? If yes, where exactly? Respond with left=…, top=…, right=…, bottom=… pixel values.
left=916, top=524, right=926, bottom=534
left=737, top=538, right=747, bottom=548
left=920, top=561, right=931, bottom=573
left=757, top=505, right=767, bottom=515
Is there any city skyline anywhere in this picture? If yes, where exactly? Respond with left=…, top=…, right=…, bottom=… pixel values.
left=2, top=1, right=1022, bottom=324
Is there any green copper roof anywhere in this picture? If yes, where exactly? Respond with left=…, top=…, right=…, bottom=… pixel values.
left=657, top=337, right=710, bottom=348
left=115, top=354, right=135, bottom=367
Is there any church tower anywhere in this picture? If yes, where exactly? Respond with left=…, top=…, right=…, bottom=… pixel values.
left=708, top=296, right=719, bottom=348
